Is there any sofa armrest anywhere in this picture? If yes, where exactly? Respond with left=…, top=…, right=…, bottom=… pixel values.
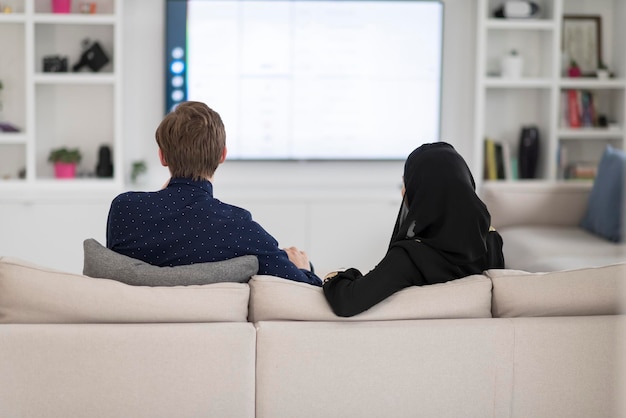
left=479, top=181, right=592, bottom=228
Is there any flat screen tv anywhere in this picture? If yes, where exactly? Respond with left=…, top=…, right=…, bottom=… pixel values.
left=165, top=0, right=444, bottom=160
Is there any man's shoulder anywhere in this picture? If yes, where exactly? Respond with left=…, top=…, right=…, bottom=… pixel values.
left=215, top=199, right=253, bottom=220
left=112, top=190, right=151, bottom=202
left=111, top=190, right=164, bottom=207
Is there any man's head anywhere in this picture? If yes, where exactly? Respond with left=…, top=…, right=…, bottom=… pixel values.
left=155, top=101, right=226, bottom=180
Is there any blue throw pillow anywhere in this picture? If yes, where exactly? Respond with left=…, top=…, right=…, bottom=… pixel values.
left=580, top=146, right=626, bottom=242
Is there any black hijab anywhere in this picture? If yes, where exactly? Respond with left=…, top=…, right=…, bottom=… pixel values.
left=390, top=142, right=491, bottom=266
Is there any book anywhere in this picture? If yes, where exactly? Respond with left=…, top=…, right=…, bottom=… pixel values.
left=567, top=90, right=581, bottom=128
left=562, top=89, right=598, bottom=128
left=560, top=92, right=569, bottom=128
left=484, top=138, right=513, bottom=180
left=494, top=142, right=507, bottom=179
left=484, top=138, right=498, bottom=180
left=501, top=141, right=513, bottom=180
left=557, top=145, right=568, bottom=179
left=580, top=90, right=594, bottom=127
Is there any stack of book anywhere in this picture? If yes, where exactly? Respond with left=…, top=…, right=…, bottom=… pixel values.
left=484, top=138, right=516, bottom=180
left=558, top=145, right=598, bottom=180
left=561, top=90, right=597, bottom=128
left=566, top=161, right=597, bottom=180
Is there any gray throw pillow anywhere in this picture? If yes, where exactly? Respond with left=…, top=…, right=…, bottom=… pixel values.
left=83, top=239, right=258, bottom=286
left=579, top=145, right=626, bottom=243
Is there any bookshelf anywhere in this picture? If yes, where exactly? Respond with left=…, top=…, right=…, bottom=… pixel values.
left=0, top=0, right=123, bottom=190
left=474, top=0, right=626, bottom=182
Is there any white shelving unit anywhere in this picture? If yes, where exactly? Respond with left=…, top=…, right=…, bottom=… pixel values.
left=0, top=0, right=123, bottom=191
left=474, top=0, right=626, bottom=182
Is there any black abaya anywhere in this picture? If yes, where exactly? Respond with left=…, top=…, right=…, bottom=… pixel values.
left=323, top=142, right=505, bottom=317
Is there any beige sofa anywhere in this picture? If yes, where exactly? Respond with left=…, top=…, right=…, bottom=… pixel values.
left=0, top=257, right=625, bottom=418
left=481, top=181, right=626, bottom=272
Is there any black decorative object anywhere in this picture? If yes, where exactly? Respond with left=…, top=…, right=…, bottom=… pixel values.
left=518, top=125, right=540, bottom=179
left=43, top=55, right=68, bottom=72
left=494, top=1, right=540, bottom=18
left=96, top=145, right=114, bottom=178
left=73, top=40, right=110, bottom=72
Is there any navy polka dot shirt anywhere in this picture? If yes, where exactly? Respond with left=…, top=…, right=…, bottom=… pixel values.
left=106, top=178, right=322, bottom=286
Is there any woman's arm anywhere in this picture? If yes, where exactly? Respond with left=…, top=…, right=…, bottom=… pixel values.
left=323, top=246, right=421, bottom=317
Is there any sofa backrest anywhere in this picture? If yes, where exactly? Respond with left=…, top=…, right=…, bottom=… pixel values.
left=486, top=263, right=626, bottom=317
left=249, top=274, right=493, bottom=321
left=0, top=257, right=250, bottom=323
left=480, top=181, right=592, bottom=228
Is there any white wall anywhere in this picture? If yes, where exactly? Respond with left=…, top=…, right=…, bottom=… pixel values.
left=0, top=0, right=478, bottom=275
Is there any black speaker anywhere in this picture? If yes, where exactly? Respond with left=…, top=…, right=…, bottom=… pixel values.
left=518, top=125, right=539, bottom=179
left=96, top=145, right=113, bottom=178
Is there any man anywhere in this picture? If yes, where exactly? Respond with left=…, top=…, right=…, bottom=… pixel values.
left=106, top=101, right=321, bottom=286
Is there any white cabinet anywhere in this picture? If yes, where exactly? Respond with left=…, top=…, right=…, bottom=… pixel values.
left=0, top=0, right=122, bottom=190
left=474, top=0, right=625, bottom=182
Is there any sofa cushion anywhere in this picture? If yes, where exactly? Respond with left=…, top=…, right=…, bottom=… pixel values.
left=248, top=274, right=493, bottom=322
left=0, top=257, right=250, bottom=323
left=486, top=263, right=626, bottom=317
left=580, top=145, right=626, bottom=242
left=498, top=225, right=626, bottom=272
left=83, top=238, right=258, bottom=286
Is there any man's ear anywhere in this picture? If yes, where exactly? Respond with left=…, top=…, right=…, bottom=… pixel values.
left=158, top=148, right=168, bottom=167
left=219, top=147, right=227, bottom=164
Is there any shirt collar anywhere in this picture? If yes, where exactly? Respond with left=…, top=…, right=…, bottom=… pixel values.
left=167, top=177, right=213, bottom=195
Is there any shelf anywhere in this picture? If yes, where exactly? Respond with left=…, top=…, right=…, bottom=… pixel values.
left=33, top=73, right=117, bottom=85
left=0, top=0, right=122, bottom=189
left=485, top=19, right=555, bottom=31
left=0, top=179, right=123, bottom=202
left=0, top=133, right=28, bottom=144
left=475, top=0, right=625, bottom=183
left=559, top=78, right=626, bottom=89
left=484, top=77, right=553, bottom=88
left=558, top=128, right=623, bottom=139
left=33, top=13, right=117, bottom=25
left=0, top=13, right=26, bottom=22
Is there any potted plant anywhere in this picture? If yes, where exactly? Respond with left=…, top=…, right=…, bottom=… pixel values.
left=568, top=60, right=581, bottom=77
left=48, top=147, right=81, bottom=178
left=596, top=61, right=609, bottom=79
left=130, top=160, right=147, bottom=184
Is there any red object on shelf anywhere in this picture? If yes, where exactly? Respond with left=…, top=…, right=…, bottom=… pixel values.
left=567, top=90, right=581, bottom=128
left=51, top=0, right=71, bottom=13
left=54, top=162, right=77, bottom=179
left=568, top=65, right=581, bottom=77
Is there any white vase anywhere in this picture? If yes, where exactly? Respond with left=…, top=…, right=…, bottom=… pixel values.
left=501, top=54, right=524, bottom=78
left=596, top=69, right=609, bottom=80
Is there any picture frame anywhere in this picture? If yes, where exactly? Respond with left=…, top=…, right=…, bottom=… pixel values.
left=562, top=15, right=602, bottom=76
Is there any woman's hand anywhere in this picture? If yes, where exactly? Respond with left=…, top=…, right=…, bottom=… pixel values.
left=283, top=246, right=311, bottom=270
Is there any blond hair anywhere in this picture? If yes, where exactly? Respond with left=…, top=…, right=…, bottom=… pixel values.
left=155, top=101, right=225, bottom=180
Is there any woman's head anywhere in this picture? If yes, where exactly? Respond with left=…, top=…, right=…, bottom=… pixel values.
left=155, top=101, right=226, bottom=180
left=402, top=142, right=476, bottom=208
left=393, top=142, right=490, bottom=264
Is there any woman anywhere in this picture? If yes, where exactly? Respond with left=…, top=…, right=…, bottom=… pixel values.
left=323, top=142, right=504, bottom=316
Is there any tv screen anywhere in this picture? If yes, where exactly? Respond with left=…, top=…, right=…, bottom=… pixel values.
left=165, top=0, right=444, bottom=160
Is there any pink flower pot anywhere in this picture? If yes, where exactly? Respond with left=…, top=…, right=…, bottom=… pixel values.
left=51, top=0, right=72, bottom=13
left=54, top=162, right=77, bottom=179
